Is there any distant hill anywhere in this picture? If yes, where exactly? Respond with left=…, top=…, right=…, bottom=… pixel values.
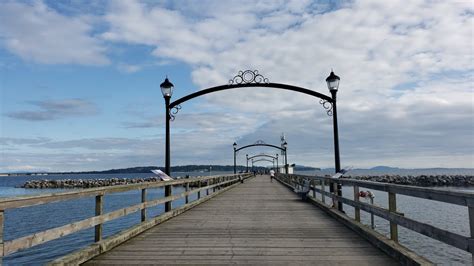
left=369, top=166, right=400, bottom=171
left=55, top=164, right=320, bottom=174
left=55, top=165, right=261, bottom=174
left=293, top=165, right=320, bottom=171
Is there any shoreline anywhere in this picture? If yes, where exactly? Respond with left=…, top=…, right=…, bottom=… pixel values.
left=16, top=174, right=474, bottom=189
left=340, top=174, right=474, bottom=187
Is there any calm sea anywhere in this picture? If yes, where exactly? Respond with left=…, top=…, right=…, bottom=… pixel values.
left=0, top=169, right=473, bottom=265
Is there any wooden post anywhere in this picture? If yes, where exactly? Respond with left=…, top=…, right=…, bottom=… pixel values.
left=141, top=189, right=147, bottom=222
left=332, top=182, right=339, bottom=209
left=312, top=180, right=316, bottom=198
left=354, top=186, right=360, bottom=222
left=185, top=181, right=189, bottom=204
left=388, top=192, right=398, bottom=242
left=164, top=185, right=172, bottom=212
left=321, top=180, right=325, bottom=204
left=1, top=210, right=4, bottom=262
left=95, top=195, right=103, bottom=242
left=197, top=181, right=201, bottom=199
left=467, top=200, right=474, bottom=261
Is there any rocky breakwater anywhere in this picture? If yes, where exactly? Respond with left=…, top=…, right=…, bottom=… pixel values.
left=20, top=177, right=161, bottom=189
left=341, top=175, right=474, bottom=187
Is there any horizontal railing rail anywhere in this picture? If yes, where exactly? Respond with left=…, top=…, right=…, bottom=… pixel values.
left=0, top=173, right=252, bottom=262
left=275, top=174, right=474, bottom=259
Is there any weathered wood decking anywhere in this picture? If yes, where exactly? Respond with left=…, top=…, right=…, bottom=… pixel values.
left=84, top=176, right=396, bottom=265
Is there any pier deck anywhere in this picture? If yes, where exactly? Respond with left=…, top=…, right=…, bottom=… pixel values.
left=84, top=176, right=396, bottom=265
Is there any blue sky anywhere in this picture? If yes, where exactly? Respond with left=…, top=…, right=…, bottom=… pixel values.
left=0, top=0, right=473, bottom=172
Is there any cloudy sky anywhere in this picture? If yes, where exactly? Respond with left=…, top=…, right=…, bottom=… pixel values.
left=0, top=0, right=473, bottom=172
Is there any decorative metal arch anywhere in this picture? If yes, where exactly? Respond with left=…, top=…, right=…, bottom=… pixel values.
left=163, top=68, right=343, bottom=211
left=248, top=154, right=277, bottom=160
left=169, top=70, right=334, bottom=118
left=235, top=143, right=284, bottom=153
left=252, top=158, right=274, bottom=164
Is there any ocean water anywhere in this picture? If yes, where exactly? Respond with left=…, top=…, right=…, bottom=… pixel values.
left=0, top=169, right=473, bottom=265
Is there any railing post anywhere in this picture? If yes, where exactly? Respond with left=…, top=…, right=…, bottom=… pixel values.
left=321, top=180, right=325, bottom=204
left=354, top=186, right=360, bottom=222
left=95, top=194, right=103, bottom=242
left=1, top=210, right=4, bottom=263
left=388, top=192, right=398, bottom=242
left=197, top=181, right=201, bottom=199
left=332, top=181, right=339, bottom=209
left=312, top=180, right=316, bottom=198
left=165, top=185, right=172, bottom=212
left=141, top=189, right=147, bottom=222
left=467, top=199, right=474, bottom=261
left=185, top=178, right=189, bottom=204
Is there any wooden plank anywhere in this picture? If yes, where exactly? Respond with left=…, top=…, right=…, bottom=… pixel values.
left=313, top=187, right=470, bottom=251
left=305, top=195, right=432, bottom=265
left=49, top=178, right=246, bottom=265
left=4, top=177, right=242, bottom=257
left=83, top=176, right=397, bottom=265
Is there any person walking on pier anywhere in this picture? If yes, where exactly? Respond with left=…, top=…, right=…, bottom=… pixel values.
left=270, top=169, right=275, bottom=182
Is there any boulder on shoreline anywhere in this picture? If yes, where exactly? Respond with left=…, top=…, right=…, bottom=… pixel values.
left=19, top=177, right=162, bottom=189
left=339, top=174, right=474, bottom=187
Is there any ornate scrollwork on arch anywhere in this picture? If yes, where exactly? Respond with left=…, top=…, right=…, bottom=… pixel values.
left=254, top=140, right=266, bottom=144
left=229, top=70, right=269, bottom=85
left=169, top=104, right=182, bottom=121
left=319, top=99, right=333, bottom=116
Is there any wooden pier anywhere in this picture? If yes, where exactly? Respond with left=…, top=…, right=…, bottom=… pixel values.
left=85, top=176, right=396, bottom=265
left=1, top=172, right=473, bottom=265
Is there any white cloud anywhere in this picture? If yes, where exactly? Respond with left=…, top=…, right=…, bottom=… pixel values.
left=100, top=0, right=473, bottom=168
left=0, top=1, right=109, bottom=65
left=1, top=0, right=472, bottom=170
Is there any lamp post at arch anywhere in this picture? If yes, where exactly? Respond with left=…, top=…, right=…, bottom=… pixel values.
left=160, top=77, right=174, bottom=213
left=276, top=154, right=279, bottom=173
left=326, top=70, right=342, bottom=211
left=233, top=142, right=237, bottom=174
left=246, top=154, right=249, bottom=172
left=284, top=143, right=287, bottom=174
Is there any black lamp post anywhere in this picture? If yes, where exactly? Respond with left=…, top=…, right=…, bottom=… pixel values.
left=283, top=141, right=288, bottom=174
left=276, top=154, right=279, bottom=173
left=233, top=142, right=237, bottom=174
left=246, top=154, right=249, bottom=172
left=160, top=77, right=174, bottom=212
left=326, top=70, right=343, bottom=212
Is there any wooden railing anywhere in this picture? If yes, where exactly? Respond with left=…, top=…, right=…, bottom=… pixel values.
left=275, top=174, right=474, bottom=260
left=0, top=173, right=251, bottom=263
